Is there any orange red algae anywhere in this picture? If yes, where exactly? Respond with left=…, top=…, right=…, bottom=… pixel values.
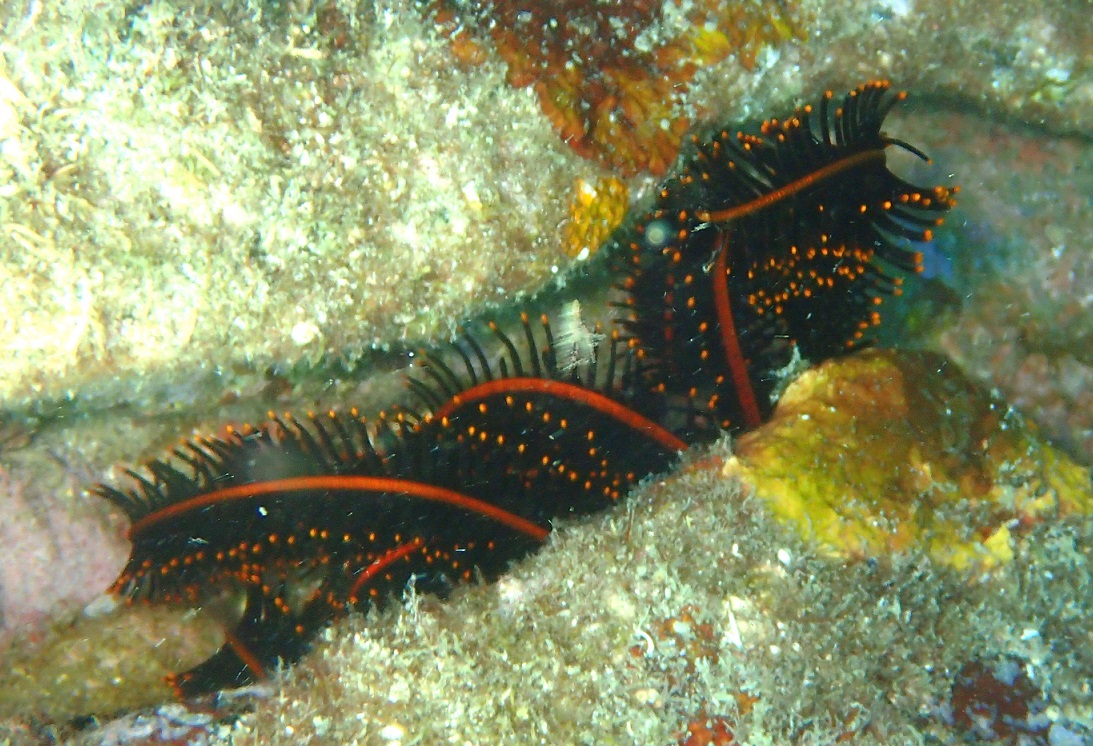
left=676, top=715, right=739, bottom=746
left=724, top=350, right=1093, bottom=571
left=434, top=0, right=802, bottom=175
left=950, top=658, right=1047, bottom=744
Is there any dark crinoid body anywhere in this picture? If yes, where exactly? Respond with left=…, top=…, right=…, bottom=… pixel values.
left=98, top=314, right=691, bottom=696
left=95, top=80, right=956, bottom=697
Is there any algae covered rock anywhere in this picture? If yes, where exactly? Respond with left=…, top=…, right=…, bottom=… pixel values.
left=725, top=349, right=1093, bottom=570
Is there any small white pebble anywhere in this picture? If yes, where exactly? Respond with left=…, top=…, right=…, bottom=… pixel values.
left=461, top=181, right=482, bottom=211
left=379, top=723, right=406, bottom=741
left=777, top=548, right=792, bottom=566
left=672, top=620, right=692, bottom=636
left=290, top=321, right=319, bottom=345
left=387, top=678, right=410, bottom=703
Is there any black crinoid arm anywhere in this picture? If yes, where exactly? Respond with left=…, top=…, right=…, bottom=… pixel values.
left=688, top=80, right=958, bottom=359
left=611, top=80, right=957, bottom=432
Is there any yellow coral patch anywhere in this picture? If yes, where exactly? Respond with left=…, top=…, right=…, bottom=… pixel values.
left=563, top=177, right=629, bottom=259
left=725, top=350, right=1093, bottom=572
